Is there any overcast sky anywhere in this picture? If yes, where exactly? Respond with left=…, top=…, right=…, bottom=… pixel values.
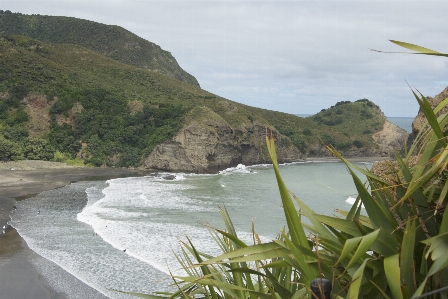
left=3, top=1, right=448, bottom=117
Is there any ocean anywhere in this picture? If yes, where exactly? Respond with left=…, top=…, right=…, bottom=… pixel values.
left=10, top=161, right=371, bottom=298
left=387, top=116, right=413, bottom=133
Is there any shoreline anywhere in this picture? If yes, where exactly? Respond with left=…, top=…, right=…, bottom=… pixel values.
left=0, top=161, right=151, bottom=299
left=305, top=156, right=390, bottom=163
left=0, top=157, right=385, bottom=298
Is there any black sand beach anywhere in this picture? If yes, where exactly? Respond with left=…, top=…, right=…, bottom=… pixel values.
left=0, top=157, right=386, bottom=298
left=0, top=161, right=150, bottom=299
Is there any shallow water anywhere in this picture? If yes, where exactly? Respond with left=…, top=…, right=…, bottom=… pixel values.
left=10, top=161, right=370, bottom=298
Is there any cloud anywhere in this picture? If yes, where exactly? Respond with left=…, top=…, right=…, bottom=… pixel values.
left=3, top=0, right=448, bottom=116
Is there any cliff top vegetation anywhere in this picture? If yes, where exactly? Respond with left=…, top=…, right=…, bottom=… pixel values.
left=0, top=13, right=398, bottom=169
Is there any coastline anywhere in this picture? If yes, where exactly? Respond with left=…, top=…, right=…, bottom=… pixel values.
left=0, top=157, right=385, bottom=298
left=0, top=161, right=151, bottom=299
left=305, top=156, right=390, bottom=163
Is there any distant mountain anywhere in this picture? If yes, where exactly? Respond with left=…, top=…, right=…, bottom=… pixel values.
left=0, top=11, right=199, bottom=86
left=0, top=13, right=407, bottom=172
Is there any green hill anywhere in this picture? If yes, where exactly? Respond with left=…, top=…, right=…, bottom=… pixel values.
left=0, top=10, right=199, bottom=86
left=0, top=13, right=400, bottom=171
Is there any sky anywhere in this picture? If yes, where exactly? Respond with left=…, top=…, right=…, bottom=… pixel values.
left=2, top=1, right=448, bottom=117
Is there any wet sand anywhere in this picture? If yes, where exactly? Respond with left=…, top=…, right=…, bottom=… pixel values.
left=0, top=162, right=150, bottom=299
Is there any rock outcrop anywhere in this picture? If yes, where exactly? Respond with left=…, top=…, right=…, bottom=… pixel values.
left=371, top=86, right=448, bottom=180
left=143, top=106, right=301, bottom=173
left=372, top=120, right=408, bottom=157
left=412, top=86, right=448, bottom=136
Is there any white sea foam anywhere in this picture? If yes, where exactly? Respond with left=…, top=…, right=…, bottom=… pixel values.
left=346, top=196, right=365, bottom=208
left=77, top=176, right=226, bottom=276
left=10, top=161, right=367, bottom=298
left=219, top=164, right=254, bottom=174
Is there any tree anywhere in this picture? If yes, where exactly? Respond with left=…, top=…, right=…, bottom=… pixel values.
left=23, top=137, right=54, bottom=160
left=0, top=139, right=23, bottom=161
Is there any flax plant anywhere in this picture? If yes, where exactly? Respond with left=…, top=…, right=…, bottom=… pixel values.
left=126, top=41, right=448, bottom=299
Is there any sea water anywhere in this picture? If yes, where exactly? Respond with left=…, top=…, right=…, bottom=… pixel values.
left=10, top=161, right=371, bottom=298
left=387, top=116, right=413, bottom=133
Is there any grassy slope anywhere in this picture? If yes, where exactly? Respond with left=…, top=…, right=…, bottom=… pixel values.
left=309, top=100, right=385, bottom=150
left=0, top=11, right=199, bottom=86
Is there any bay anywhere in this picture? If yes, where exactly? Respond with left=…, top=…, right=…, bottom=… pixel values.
left=10, top=161, right=371, bottom=298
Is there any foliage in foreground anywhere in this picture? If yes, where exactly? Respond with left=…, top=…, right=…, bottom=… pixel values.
left=121, top=41, right=448, bottom=299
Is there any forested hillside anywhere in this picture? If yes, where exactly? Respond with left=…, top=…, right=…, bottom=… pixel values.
left=0, top=13, right=404, bottom=171
left=0, top=10, right=199, bottom=86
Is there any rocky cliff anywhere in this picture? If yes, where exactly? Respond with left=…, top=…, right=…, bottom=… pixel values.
left=372, top=120, right=408, bottom=156
left=143, top=106, right=301, bottom=173
left=371, top=86, right=448, bottom=180
left=411, top=86, right=448, bottom=136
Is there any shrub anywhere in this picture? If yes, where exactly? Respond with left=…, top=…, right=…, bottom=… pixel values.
left=0, top=139, right=23, bottom=161
left=10, top=85, right=28, bottom=101
left=313, top=115, right=322, bottom=123
left=49, top=123, right=81, bottom=157
left=85, top=154, right=106, bottom=167
left=3, top=126, right=29, bottom=142
left=360, top=109, right=373, bottom=119
left=321, top=133, right=335, bottom=146
left=6, top=109, right=29, bottom=125
left=291, top=135, right=307, bottom=153
left=279, top=127, right=294, bottom=136
left=302, top=128, right=312, bottom=136
left=0, top=102, right=8, bottom=119
left=353, top=139, right=363, bottom=148
left=49, top=98, right=74, bottom=115
left=335, top=100, right=351, bottom=106
left=53, top=150, right=72, bottom=162
left=118, top=147, right=141, bottom=167
left=23, top=137, right=54, bottom=160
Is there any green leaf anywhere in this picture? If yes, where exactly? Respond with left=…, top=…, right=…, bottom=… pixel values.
left=266, top=134, right=310, bottom=249
left=172, top=276, right=256, bottom=298
left=440, top=205, right=448, bottom=234
left=313, top=214, right=363, bottom=237
left=198, top=242, right=288, bottom=265
left=281, top=234, right=317, bottom=286
left=335, top=236, right=362, bottom=266
left=370, top=229, right=400, bottom=257
left=390, top=40, right=442, bottom=54
left=400, top=219, right=416, bottom=296
left=336, top=209, right=373, bottom=229
left=384, top=254, right=403, bottom=299
left=185, top=237, right=220, bottom=299
left=433, top=96, right=448, bottom=114
left=347, top=258, right=370, bottom=299
left=325, top=145, right=398, bottom=232
left=412, top=89, right=446, bottom=145
left=346, top=229, right=379, bottom=270
left=290, top=192, right=339, bottom=243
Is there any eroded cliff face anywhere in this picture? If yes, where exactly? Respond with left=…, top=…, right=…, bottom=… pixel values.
left=372, top=120, right=408, bottom=157
left=143, top=106, right=301, bottom=173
